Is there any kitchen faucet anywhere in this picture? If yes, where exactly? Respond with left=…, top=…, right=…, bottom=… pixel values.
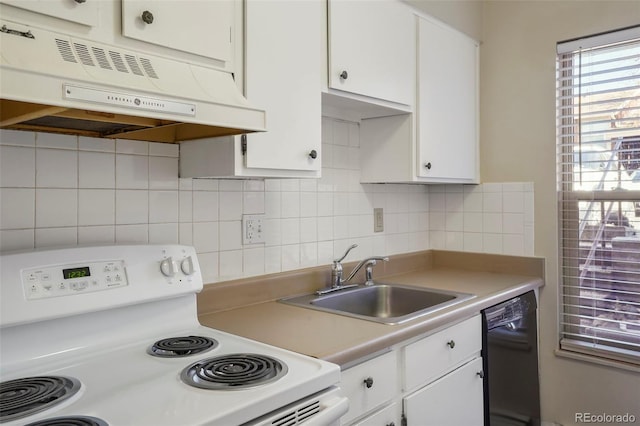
left=317, top=244, right=389, bottom=295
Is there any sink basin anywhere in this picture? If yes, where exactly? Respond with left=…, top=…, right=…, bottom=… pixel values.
left=279, top=284, right=475, bottom=325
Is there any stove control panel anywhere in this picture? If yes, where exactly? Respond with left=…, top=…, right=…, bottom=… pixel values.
left=22, top=260, right=128, bottom=300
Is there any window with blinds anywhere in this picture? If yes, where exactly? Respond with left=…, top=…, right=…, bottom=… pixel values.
left=557, top=26, right=640, bottom=366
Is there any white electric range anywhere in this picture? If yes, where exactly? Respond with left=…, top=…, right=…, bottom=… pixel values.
left=0, top=245, right=347, bottom=426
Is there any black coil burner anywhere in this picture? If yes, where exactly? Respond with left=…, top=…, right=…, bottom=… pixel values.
left=25, top=416, right=108, bottom=426
left=0, top=376, right=81, bottom=423
left=147, top=336, right=218, bottom=358
left=181, top=354, right=288, bottom=390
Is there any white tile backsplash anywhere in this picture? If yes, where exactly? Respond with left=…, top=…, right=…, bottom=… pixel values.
left=148, top=191, right=178, bottom=223
left=78, top=152, right=115, bottom=189
left=115, top=190, right=148, bottom=224
left=116, top=155, right=148, bottom=189
left=149, top=157, right=179, bottom=190
left=1, top=188, right=34, bottom=229
left=218, top=191, right=242, bottom=221
left=36, top=149, right=77, bottom=188
left=0, top=145, right=35, bottom=187
left=78, top=225, right=115, bottom=245
left=78, top=189, right=114, bottom=226
left=0, top=122, right=535, bottom=281
left=35, top=189, right=77, bottom=228
left=0, top=129, right=36, bottom=147
left=79, top=136, right=115, bottom=153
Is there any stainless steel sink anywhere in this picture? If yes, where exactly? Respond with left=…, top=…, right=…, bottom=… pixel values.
left=279, top=284, right=475, bottom=325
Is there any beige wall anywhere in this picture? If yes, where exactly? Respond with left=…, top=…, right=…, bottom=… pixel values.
left=405, top=0, right=483, bottom=40
left=481, top=1, right=640, bottom=425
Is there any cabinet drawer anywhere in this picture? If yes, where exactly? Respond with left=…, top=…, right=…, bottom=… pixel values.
left=350, top=402, right=400, bottom=426
left=341, top=350, right=399, bottom=424
left=403, top=315, right=481, bottom=391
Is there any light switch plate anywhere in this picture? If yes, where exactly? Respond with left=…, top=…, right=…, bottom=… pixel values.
left=242, top=214, right=265, bottom=244
left=374, top=208, right=384, bottom=232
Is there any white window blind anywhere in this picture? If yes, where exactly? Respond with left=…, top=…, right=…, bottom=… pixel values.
left=557, top=26, right=640, bottom=366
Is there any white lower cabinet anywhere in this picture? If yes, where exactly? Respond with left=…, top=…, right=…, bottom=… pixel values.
left=341, top=351, right=399, bottom=425
left=402, top=315, right=483, bottom=425
left=403, top=357, right=484, bottom=426
left=403, top=315, right=481, bottom=391
left=351, top=402, right=400, bottom=426
left=341, top=315, right=484, bottom=426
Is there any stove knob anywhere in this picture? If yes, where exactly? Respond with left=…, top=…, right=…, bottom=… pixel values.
left=160, top=257, right=177, bottom=277
left=181, top=256, right=195, bottom=276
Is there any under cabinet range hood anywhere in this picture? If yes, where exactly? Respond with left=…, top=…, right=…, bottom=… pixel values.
left=0, top=19, right=266, bottom=143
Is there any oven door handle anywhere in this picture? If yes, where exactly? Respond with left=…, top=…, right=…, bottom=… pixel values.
left=304, top=396, right=349, bottom=426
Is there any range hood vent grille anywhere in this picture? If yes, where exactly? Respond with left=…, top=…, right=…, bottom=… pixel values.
left=55, top=39, right=76, bottom=63
left=1, top=19, right=266, bottom=143
left=54, top=38, right=160, bottom=80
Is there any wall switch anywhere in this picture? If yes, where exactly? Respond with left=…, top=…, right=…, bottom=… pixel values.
left=374, top=208, right=384, bottom=232
left=242, top=214, right=265, bottom=244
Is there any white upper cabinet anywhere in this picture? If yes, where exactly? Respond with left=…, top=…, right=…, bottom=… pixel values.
left=359, top=14, right=479, bottom=184
left=179, top=0, right=322, bottom=178
left=121, top=0, right=233, bottom=64
left=242, top=0, right=322, bottom=174
left=327, top=0, right=414, bottom=108
left=0, top=0, right=99, bottom=26
left=416, top=16, right=479, bottom=182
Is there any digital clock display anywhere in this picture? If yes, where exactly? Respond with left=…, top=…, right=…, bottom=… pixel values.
left=63, top=266, right=91, bottom=280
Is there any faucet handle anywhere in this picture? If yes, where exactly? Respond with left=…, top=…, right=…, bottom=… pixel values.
left=334, top=244, right=358, bottom=264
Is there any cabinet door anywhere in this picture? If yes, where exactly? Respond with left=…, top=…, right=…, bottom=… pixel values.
left=327, top=0, right=414, bottom=106
left=403, top=357, right=484, bottom=426
left=121, top=0, right=232, bottom=63
left=243, top=0, right=322, bottom=173
left=0, top=0, right=98, bottom=26
left=416, top=17, right=479, bottom=182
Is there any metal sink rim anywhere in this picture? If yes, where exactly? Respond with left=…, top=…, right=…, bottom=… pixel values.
left=278, top=283, right=475, bottom=325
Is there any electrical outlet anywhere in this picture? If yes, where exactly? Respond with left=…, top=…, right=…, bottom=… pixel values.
left=374, top=208, right=384, bottom=232
left=242, top=214, right=265, bottom=244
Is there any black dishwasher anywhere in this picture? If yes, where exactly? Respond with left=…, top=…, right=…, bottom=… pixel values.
left=482, top=291, right=540, bottom=426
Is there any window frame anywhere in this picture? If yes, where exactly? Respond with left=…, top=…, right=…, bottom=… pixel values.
left=556, top=26, right=640, bottom=368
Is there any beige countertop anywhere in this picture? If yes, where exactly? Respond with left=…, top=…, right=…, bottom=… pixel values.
left=198, top=251, right=544, bottom=367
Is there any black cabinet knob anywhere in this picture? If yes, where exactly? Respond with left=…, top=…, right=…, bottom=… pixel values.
left=74, top=0, right=87, bottom=3
left=425, top=162, right=432, bottom=170
left=447, top=340, right=455, bottom=349
left=141, top=10, right=154, bottom=24
left=308, top=149, right=318, bottom=159
left=363, top=377, right=374, bottom=388
left=340, top=70, right=348, bottom=80
left=477, top=370, right=485, bottom=379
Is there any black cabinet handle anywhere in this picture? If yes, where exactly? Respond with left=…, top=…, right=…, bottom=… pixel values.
left=141, top=10, right=154, bottom=24
left=477, top=370, right=485, bottom=379
left=363, top=377, right=374, bottom=388
left=425, top=162, right=432, bottom=170
left=309, top=149, right=318, bottom=159
left=74, top=0, right=87, bottom=3
left=340, top=70, right=348, bottom=80
left=447, top=340, right=455, bottom=349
